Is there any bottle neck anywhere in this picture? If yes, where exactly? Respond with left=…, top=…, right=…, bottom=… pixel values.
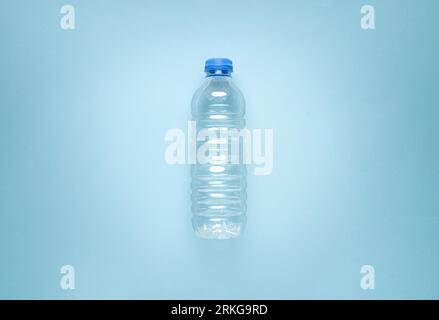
left=205, top=69, right=232, bottom=77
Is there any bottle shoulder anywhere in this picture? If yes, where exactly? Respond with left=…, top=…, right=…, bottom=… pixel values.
left=191, top=77, right=245, bottom=116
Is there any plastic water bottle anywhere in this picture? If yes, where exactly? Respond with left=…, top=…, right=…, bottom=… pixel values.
left=191, top=58, right=247, bottom=239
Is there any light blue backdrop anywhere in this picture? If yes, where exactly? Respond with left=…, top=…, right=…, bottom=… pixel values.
left=1, top=0, right=438, bottom=299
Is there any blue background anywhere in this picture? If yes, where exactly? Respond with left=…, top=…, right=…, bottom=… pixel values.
left=1, top=0, right=438, bottom=299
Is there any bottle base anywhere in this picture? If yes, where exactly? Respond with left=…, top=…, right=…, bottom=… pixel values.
left=192, top=215, right=246, bottom=240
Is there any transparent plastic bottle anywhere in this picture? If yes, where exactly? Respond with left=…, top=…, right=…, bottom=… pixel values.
left=191, top=58, right=247, bottom=239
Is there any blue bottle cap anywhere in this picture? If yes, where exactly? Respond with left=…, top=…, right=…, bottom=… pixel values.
left=204, top=58, right=233, bottom=75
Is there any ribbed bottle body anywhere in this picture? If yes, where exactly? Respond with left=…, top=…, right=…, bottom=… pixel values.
left=191, top=75, right=246, bottom=239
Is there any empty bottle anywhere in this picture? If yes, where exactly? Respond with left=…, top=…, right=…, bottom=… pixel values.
left=191, top=58, right=247, bottom=239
